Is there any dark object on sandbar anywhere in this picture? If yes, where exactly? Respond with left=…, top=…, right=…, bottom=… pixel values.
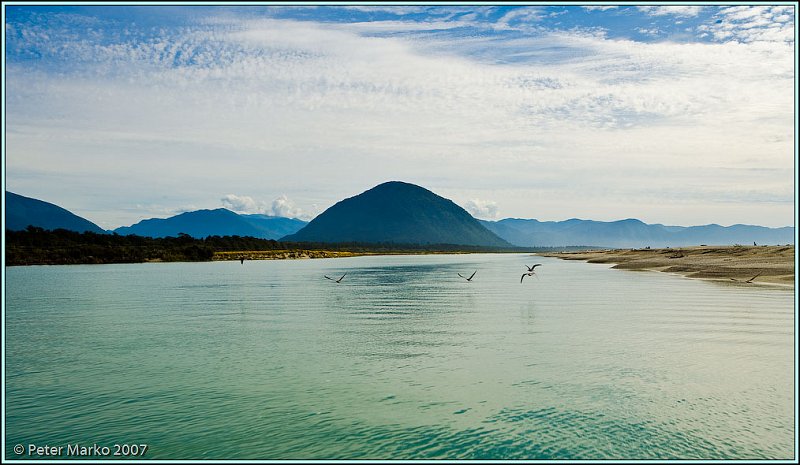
left=730, top=272, right=762, bottom=284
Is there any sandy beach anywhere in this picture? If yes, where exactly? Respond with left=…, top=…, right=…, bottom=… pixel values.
left=538, top=245, right=795, bottom=288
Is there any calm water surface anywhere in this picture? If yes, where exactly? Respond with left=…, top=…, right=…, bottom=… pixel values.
left=4, top=254, right=795, bottom=460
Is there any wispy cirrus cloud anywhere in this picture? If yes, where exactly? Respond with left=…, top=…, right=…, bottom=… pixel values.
left=494, top=6, right=547, bottom=29
left=4, top=6, right=795, bottom=228
left=583, top=6, right=618, bottom=12
left=698, top=5, right=795, bottom=43
left=638, top=6, right=706, bottom=17
left=635, top=27, right=661, bottom=36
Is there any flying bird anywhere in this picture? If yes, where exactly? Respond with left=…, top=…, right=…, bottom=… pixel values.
left=521, top=264, right=542, bottom=283
left=458, top=270, right=477, bottom=282
left=325, top=273, right=347, bottom=283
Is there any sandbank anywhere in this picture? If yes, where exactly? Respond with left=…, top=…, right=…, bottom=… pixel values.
left=538, top=245, right=795, bottom=288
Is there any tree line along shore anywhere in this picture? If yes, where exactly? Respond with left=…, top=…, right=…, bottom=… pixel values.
left=10, top=228, right=792, bottom=289
left=4, top=227, right=542, bottom=266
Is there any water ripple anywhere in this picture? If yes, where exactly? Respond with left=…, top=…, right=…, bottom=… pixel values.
left=5, top=255, right=794, bottom=460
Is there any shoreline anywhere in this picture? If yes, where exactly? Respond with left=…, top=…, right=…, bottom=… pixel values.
left=212, top=249, right=490, bottom=261
left=537, top=245, right=795, bottom=288
left=4, top=250, right=535, bottom=266
left=213, top=250, right=368, bottom=261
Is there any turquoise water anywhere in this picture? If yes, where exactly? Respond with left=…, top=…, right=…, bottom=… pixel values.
left=4, top=254, right=795, bottom=460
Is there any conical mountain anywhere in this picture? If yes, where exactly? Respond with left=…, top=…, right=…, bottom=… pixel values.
left=6, top=191, right=106, bottom=233
left=281, top=181, right=510, bottom=247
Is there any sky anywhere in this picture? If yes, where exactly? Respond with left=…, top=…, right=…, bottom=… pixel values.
left=3, top=3, right=796, bottom=229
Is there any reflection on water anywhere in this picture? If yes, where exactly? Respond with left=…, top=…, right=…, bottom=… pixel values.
left=5, top=254, right=795, bottom=460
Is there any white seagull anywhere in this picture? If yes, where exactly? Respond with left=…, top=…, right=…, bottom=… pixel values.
left=458, top=270, right=478, bottom=282
left=325, top=273, right=347, bottom=283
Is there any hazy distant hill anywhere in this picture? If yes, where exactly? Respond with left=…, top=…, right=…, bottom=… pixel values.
left=239, top=214, right=308, bottom=239
left=282, top=181, right=511, bottom=247
left=480, top=218, right=795, bottom=248
left=6, top=191, right=106, bottom=234
left=114, top=208, right=307, bottom=239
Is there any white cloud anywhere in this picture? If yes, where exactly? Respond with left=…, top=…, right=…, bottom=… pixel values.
left=463, top=199, right=499, bottom=220
left=221, top=194, right=267, bottom=214
left=583, top=6, right=618, bottom=12
left=638, top=6, right=705, bottom=17
left=327, top=18, right=482, bottom=35
left=270, top=195, right=307, bottom=219
left=495, top=7, right=547, bottom=30
left=699, top=5, right=795, bottom=43
left=220, top=193, right=308, bottom=219
left=4, top=11, right=795, bottom=228
left=340, top=6, right=433, bottom=15
left=636, top=27, right=660, bottom=36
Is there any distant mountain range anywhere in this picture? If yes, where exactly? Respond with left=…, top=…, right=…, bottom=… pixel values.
left=6, top=192, right=106, bottom=234
left=5, top=189, right=794, bottom=248
left=114, top=209, right=307, bottom=239
left=5, top=191, right=307, bottom=240
left=281, top=181, right=511, bottom=247
left=481, top=218, right=795, bottom=248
